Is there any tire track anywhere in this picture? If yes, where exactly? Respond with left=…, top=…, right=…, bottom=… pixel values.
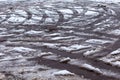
left=5, top=42, right=120, bottom=79
left=0, top=1, right=120, bottom=80
left=28, top=56, right=119, bottom=80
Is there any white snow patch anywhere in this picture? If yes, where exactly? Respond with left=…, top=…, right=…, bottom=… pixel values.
left=11, top=29, right=25, bottom=33
left=0, top=28, right=7, bottom=31
left=28, top=8, right=41, bottom=14
left=40, top=52, right=53, bottom=57
left=84, top=47, right=102, bottom=56
left=0, top=73, right=5, bottom=80
left=51, top=36, right=74, bottom=40
left=49, top=33, right=61, bottom=36
left=85, top=11, right=99, bottom=16
left=61, top=44, right=91, bottom=51
left=23, top=20, right=39, bottom=25
left=32, top=15, right=42, bottom=20
left=58, top=26, right=75, bottom=29
left=52, top=0, right=74, bottom=2
left=45, top=18, right=55, bottom=23
left=90, top=0, right=120, bottom=3
left=59, top=9, right=73, bottom=14
left=12, top=47, right=36, bottom=53
left=70, top=44, right=91, bottom=50
left=75, top=9, right=83, bottom=13
left=15, top=10, right=27, bottom=17
left=52, top=70, right=75, bottom=76
left=82, top=63, right=101, bottom=73
left=0, top=53, right=5, bottom=56
left=85, top=39, right=112, bottom=44
left=42, top=43, right=60, bottom=48
left=109, top=29, right=120, bottom=35
left=100, top=55, right=120, bottom=67
left=60, top=57, right=71, bottom=63
left=111, top=48, right=120, bottom=55
left=25, top=30, right=43, bottom=35
left=8, top=14, right=25, bottom=22
left=0, top=15, right=6, bottom=21
left=0, top=0, right=26, bottom=2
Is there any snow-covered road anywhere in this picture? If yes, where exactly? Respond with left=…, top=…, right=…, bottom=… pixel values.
left=0, top=0, right=120, bottom=3
left=0, top=0, right=120, bottom=80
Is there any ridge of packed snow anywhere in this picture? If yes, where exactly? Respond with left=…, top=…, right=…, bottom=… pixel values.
left=52, top=70, right=75, bottom=76
left=12, top=47, right=36, bottom=53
